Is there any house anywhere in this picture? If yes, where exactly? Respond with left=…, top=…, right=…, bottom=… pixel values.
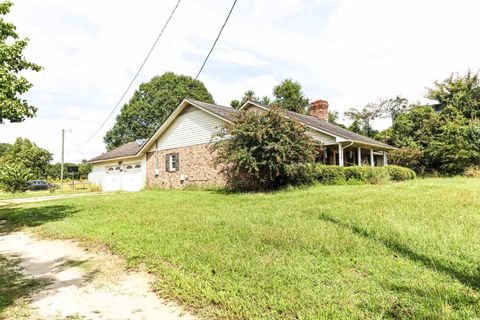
left=88, top=99, right=394, bottom=191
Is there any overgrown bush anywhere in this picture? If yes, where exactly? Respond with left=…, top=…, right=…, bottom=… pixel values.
left=0, top=163, right=34, bottom=193
left=315, top=164, right=414, bottom=185
left=385, top=165, right=416, bottom=181
left=344, top=166, right=391, bottom=184
left=389, top=147, right=425, bottom=174
left=212, top=106, right=317, bottom=191
left=465, top=166, right=480, bottom=178
left=314, top=165, right=345, bottom=184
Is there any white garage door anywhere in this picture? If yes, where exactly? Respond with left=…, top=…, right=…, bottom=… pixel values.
left=104, top=163, right=143, bottom=192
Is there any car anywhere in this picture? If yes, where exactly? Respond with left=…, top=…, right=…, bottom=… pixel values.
left=28, top=180, right=50, bottom=191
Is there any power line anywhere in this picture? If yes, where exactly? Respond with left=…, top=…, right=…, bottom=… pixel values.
left=69, top=0, right=182, bottom=146
left=194, top=0, right=238, bottom=81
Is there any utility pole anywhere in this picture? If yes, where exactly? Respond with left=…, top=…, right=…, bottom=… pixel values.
left=61, top=129, right=65, bottom=189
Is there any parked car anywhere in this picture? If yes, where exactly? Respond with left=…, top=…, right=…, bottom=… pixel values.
left=28, top=180, right=50, bottom=191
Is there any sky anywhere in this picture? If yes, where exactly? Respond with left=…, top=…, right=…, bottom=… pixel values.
left=1, top=0, right=480, bottom=162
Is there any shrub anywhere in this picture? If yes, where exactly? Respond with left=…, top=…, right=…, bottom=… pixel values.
left=465, top=166, right=480, bottom=178
left=212, top=106, right=317, bottom=191
left=343, top=166, right=391, bottom=184
left=389, top=147, right=425, bottom=174
left=385, top=165, right=416, bottom=181
left=316, top=165, right=415, bottom=185
left=315, top=165, right=345, bottom=184
left=0, top=163, right=34, bottom=193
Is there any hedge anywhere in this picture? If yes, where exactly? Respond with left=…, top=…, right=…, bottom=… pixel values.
left=315, top=165, right=415, bottom=185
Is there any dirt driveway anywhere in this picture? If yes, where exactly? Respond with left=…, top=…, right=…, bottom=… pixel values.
left=0, top=231, right=195, bottom=320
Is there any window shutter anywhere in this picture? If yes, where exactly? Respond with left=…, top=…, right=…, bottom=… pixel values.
left=175, top=153, right=180, bottom=171
left=165, top=154, right=170, bottom=171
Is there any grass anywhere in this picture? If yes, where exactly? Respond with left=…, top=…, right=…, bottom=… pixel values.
left=0, top=255, right=48, bottom=319
left=0, top=183, right=98, bottom=201
left=1, top=178, right=479, bottom=319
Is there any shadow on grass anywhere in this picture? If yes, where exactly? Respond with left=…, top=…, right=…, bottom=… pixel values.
left=318, top=213, right=480, bottom=291
left=0, top=255, right=49, bottom=316
left=0, top=205, right=78, bottom=234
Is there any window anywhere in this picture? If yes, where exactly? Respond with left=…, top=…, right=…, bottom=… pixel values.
left=165, top=153, right=180, bottom=172
left=126, top=165, right=133, bottom=170
left=134, top=164, right=141, bottom=169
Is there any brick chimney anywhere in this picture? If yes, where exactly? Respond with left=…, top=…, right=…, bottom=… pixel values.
left=308, top=99, right=329, bottom=121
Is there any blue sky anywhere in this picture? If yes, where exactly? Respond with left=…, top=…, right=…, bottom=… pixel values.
left=1, top=0, right=480, bottom=162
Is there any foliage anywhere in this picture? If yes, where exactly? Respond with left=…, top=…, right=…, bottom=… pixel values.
left=375, top=96, right=410, bottom=121
left=344, top=166, right=391, bottom=184
left=344, top=104, right=379, bottom=138
left=389, top=147, right=425, bottom=173
left=314, top=165, right=345, bottom=184
left=426, top=71, right=480, bottom=119
left=104, top=72, right=214, bottom=150
left=212, top=106, right=317, bottom=191
left=5, top=178, right=480, bottom=319
left=464, top=166, right=480, bottom=178
left=385, top=165, right=416, bottom=181
left=315, top=165, right=414, bottom=185
left=0, top=142, right=11, bottom=157
left=273, top=79, right=309, bottom=113
left=0, top=163, right=34, bottom=192
left=45, top=160, right=91, bottom=180
left=0, top=1, right=42, bottom=124
left=0, top=137, right=52, bottom=178
left=230, top=90, right=271, bottom=109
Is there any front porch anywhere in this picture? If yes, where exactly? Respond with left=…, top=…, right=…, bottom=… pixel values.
left=317, top=143, right=389, bottom=167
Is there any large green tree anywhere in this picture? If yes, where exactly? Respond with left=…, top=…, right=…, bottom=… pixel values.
left=344, top=104, right=379, bottom=138
left=0, top=1, right=42, bottom=124
left=212, top=106, right=316, bottom=191
left=104, top=72, right=214, bottom=150
left=273, top=79, right=309, bottom=113
left=0, top=137, right=52, bottom=178
left=427, top=71, right=480, bottom=119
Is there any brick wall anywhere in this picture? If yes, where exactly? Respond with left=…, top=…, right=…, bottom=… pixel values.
left=146, top=143, right=226, bottom=189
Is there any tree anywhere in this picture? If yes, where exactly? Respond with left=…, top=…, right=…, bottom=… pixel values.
left=376, top=96, right=410, bottom=122
left=230, top=90, right=259, bottom=109
left=104, top=72, right=214, bottom=150
left=0, top=163, right=34, bottom=193
left=212, top=106, right=317, bottom=191
left=273, top=79, right=309, bottom=113
left=0, top=1, right=42, bottom=124
left=0, top=138, right=52, bottom=178
left=0, top=142, right=11, bottom=157
left=344, top=104, right=379, bottom=138
left=328, top=110, right=346, bottom=128
left=426, top=71, right=480, bottom=119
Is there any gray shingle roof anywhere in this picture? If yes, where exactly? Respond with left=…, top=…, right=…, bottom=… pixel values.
left=88, top=141, right=144, bottom=162
left=189, top=100, right=392, bottom=148
left=89, top=99, right=393, bottom=163
left=186, top=99, right=239, bottom=122
left=283, top=109, right=393, bottom=149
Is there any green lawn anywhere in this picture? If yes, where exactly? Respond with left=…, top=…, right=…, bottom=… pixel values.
left=0, top=183, right=97, bottom=201
left=1, top=178, right=479, bottom=319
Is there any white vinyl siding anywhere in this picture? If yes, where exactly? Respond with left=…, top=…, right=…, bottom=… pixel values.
left=307, top=129, right=337, bottom=145
left=149, top=106, right=224, bottom=152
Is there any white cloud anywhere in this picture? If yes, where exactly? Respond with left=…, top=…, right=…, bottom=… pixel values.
left=1, top=0, right=479, bottom=163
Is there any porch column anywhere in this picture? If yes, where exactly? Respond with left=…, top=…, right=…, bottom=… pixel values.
left=338, top=144, right=344, bottom=167
left=370, top=149, right=374, bottom=167
left=383, top=151, right=388, bottom=166
left=357, top=147, right=362, bottom=166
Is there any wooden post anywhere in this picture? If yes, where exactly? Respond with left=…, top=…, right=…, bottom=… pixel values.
left=357, top=147, right=362, bottom=166
left=370, top=149, right=374, bottom=167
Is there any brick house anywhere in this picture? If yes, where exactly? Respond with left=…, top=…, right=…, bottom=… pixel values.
left=88, top=99, right=394, bottom=191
